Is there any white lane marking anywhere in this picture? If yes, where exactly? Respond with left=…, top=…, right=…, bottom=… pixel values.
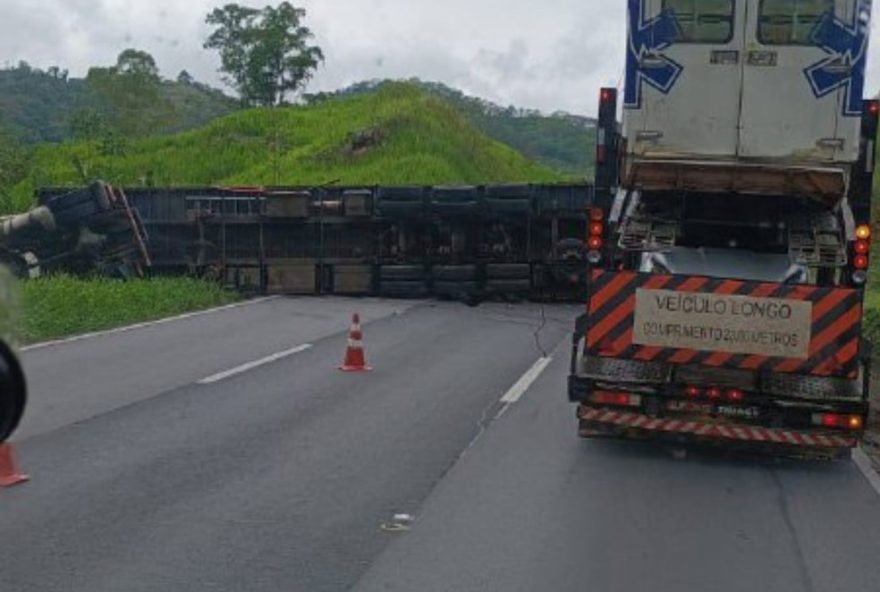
left=22, top=297, right=280, bottom=352
left=197, top=344, right=313, bottom=385
left=852, top=448, right=880, bottom=498
left=500, top=357, right=553, bottom=405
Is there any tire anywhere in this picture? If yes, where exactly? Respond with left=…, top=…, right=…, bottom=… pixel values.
left=0, top=341, right=26, bottom=442
left=485, top=199, right=531, bottom=214
left=379, top=280, right=429, bottom=298
left=380, top=265, right=426, bottom=281
left=485, top=184, right=531, bottom=199
left=486, top=263, right=531, bottom=280
left=53, top=200, right=100, bottom=224
left=555, top=238, right=588, bottom=261
left=433, top=281, right=478, bottom=299
left=486, top=279, right=532, bottom=293
left=377, top=202, right=425, bottom=217
left=377, top=187, right=426, bottom=218
left=432, top=265, right=477, bottom=281
left=551, top=264, right=588, bottom=288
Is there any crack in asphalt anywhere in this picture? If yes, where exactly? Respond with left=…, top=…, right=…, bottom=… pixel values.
left=770, top=470, right=816, bottom=592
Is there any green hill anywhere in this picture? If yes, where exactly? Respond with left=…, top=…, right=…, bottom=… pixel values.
left=308, top=79, right=597, bottom=178
left=4, top=82, right=565, bottom=210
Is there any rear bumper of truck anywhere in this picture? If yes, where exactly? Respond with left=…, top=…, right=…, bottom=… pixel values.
left=576, top=406, right=858, bottom=449
left=570, top=269, right=870, bottom=453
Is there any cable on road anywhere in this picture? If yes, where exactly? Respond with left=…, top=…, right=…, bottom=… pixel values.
left=533, top=304, right=549, bottom=358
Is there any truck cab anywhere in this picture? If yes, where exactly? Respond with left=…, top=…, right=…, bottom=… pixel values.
left=571, top=0, right=877, bottom=457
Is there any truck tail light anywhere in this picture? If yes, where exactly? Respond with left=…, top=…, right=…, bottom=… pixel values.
left=705, top=387, right=722, bottom=401
left=726, top=389, right=745, bottom=402
left=587, top=208, right=605, bottom=263
left=591, top=391, right=642, bottom=407
left=813, top=413, right=864, bottom=430
left=851, top=225, right=872, bottom=283
left=684, top=386, right=701, bottom=399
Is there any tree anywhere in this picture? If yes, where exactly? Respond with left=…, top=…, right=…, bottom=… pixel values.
left=177, top=70, right=195, bottom=85
left=67, top=108, right=112, bottom=141
left=0, top=126, right=30, bottom=213
left=204, top=2, right=324, bottom=106
left=85, top=49, right=173, bottom=137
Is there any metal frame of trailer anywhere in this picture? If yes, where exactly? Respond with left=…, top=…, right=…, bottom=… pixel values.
left=34, top=183, right=608, bottom=300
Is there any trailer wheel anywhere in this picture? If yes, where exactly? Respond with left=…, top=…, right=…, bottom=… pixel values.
left=380, top=265, right=426, bottom=281
left=433, top=280, right=479, bottom=301
left=486, top=279, right=532, bottom=294
left=379, top=280, right=430, bottom=298
left=432, top=265, right=478, bottom=281
left=485, top=263, right=531, bottom=280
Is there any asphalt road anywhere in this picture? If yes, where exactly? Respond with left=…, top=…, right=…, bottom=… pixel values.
left=3, top=297, right=880, bottom=592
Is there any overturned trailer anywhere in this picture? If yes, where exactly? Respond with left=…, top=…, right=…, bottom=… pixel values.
left=33, top=183, right=604, bottom=300
left=2, top=182, right=150, bottom=279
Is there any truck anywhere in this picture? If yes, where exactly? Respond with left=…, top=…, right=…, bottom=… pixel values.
left=569, top=0, right=876, bottom=457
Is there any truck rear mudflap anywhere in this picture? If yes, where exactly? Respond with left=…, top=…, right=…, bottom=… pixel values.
left=577, top=406, right=859, bottom=450
left=585, top=270, right=863, bottom=379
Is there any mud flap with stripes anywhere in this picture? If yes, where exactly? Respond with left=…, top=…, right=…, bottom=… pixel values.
left=586, top=271, right=862, bottom=379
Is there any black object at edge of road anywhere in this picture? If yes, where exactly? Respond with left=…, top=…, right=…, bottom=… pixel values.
left=0, top=339, right=27, bottom=442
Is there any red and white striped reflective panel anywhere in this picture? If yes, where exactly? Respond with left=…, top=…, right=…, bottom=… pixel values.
left=586, top=271, right=862, bottom=379
left=578, top=408, right=857, bottom=448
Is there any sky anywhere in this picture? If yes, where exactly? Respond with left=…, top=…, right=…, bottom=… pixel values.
left=1, top=0, right=879, bottom=117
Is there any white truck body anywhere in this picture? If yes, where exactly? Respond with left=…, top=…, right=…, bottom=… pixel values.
left=623, top=0, right=871, bottom=167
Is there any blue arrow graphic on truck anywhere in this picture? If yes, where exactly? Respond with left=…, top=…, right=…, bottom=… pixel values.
left=624, top=0, right=683, bottom=109
left=804, top=1, right=871, bottom=117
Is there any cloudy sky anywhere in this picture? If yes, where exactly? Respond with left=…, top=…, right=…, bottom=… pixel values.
left=1, top=0, right=880, bottom=116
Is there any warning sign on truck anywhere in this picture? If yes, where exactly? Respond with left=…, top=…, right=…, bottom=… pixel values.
left=587, top=271, right=862, bottom=378
left=633, top=289, right=813, bottom=359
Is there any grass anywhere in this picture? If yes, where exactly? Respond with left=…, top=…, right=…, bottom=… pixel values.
left=4, top=82, right=565, bottom=212
left=10, top=275, right=238, bottom=344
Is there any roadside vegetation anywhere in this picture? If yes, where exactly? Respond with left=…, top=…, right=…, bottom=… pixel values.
left=14, top=275, right=238, bottom=344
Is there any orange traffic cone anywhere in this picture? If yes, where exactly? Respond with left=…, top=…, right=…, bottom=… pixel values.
left=340, top=313, right=372, bottom=372
left=0, top=443, right=29, bottom=488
